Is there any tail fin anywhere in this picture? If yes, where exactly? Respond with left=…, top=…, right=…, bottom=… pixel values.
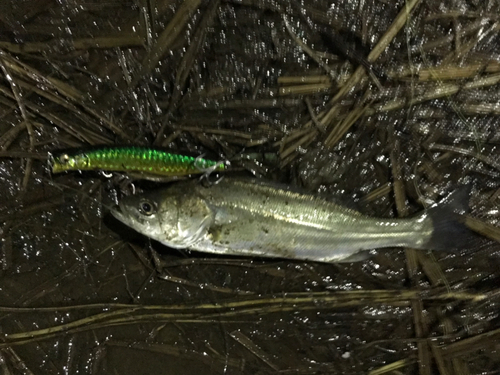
left=422, top=185, right=475, bottom=251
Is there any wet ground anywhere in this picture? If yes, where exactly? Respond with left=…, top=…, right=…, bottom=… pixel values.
left=0, top=1, right=500, bottom=374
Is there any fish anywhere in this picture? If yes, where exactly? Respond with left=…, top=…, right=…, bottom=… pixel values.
left=49, top=146, right=225, bottom=179
left=110, top=178, right=472, bottom=263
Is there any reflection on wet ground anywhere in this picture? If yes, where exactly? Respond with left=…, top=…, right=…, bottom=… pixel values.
left=0, top=1, right=500, bottom=374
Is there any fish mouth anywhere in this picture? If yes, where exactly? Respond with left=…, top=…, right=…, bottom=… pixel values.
left=110, top=204, right=127, bottom=223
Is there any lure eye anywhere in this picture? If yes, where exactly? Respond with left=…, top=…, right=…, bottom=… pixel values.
left=139, top=200, right=155, bottom=216
left=59, top=154, right=70, bottom=164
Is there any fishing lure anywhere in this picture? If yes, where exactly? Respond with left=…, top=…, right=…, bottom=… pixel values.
left=49, top=146, right=225, bottom=178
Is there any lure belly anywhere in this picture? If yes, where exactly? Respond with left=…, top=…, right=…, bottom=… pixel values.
left=49, top=146, right=225, bottom=177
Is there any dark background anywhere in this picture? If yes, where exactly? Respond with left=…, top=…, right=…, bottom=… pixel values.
left=0, top=1, right=499, bottom=374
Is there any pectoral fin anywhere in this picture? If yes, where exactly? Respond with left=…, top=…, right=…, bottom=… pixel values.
left=173, top=195, right=215, bottom=248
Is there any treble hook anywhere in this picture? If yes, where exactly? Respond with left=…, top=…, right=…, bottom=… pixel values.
left=194, top=154, right=228, bottom=187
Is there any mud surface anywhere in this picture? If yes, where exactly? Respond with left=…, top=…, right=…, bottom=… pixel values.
left=0, top=1, right=499, bottom=374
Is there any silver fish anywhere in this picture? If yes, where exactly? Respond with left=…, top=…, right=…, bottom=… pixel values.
left=111, top=178, right=470, bottom=263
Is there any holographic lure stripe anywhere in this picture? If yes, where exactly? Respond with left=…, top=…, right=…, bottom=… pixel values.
left=50, top=146, right=225, bottom=177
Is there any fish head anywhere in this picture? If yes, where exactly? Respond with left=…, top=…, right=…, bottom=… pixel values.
left=49, top=151, right=90, bottom=173
left=111, top=185, right=214, bottom=249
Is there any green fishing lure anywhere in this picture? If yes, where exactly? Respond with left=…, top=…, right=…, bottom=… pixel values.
left=49, top=146, right=225, bottom=178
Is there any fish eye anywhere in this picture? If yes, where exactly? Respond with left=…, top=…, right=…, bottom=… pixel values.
left=139, top=200, right=155, bottom=216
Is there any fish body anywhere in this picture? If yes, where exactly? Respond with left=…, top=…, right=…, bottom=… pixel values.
left=111, top=178, right=470, bottom=263
left=49, top=146, right=225, bottom=178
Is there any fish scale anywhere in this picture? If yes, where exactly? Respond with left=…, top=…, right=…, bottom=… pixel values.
left=111, top=178, right=473, bottom=263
